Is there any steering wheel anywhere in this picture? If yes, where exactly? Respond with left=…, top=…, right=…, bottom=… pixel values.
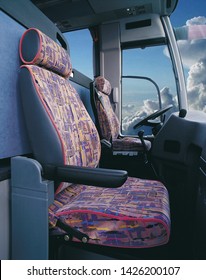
left=133, top=104, right=173, bottom=129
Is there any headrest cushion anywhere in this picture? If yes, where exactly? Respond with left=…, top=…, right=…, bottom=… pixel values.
left=19, top=28, right=72, bottom=78
left=95, top=76, right=111, bottom=95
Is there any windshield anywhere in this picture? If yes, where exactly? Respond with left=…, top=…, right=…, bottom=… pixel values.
left=121, top=44, right=178, bottom=135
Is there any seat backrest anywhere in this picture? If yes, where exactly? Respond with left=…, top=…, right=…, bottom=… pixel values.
left=19, top=28, right=101, bottom=193
left=94, top=76, right=120, bottom=142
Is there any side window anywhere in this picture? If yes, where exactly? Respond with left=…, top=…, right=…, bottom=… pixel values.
left=175, top=22, right=206, bottom=112
left=64, top=29, right=93, bottom=79
left=121, top=44, right=178, bottom=135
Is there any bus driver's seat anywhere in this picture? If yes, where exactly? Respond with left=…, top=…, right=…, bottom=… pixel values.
left=18, top=28, right=170, bottom=256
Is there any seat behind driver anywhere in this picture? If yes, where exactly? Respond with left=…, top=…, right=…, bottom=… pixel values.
left=93, top=76, right=151, bottom=152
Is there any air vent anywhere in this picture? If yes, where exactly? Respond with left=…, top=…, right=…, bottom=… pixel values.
left=55, top=20, right=72, bottom=31
left=125, top=19, right=151, bottom=30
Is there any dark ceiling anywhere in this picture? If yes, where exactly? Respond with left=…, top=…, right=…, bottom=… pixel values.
left=31, top=0, right=178, bottom=32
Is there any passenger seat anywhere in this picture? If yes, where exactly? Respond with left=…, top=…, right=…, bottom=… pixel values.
left=18, top=28, right=170, bottom=250
left=92, top=76, right=151, bottom=152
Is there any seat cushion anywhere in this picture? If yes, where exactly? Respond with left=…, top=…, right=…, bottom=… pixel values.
left=49, top=177, right=170, bottom=248
left=113, top=137, right=151, bottom=152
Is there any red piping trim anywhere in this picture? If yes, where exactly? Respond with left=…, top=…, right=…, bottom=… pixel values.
left=19, top=28, right=42, bottom=65
left=56, top=209, right=170, bottom=237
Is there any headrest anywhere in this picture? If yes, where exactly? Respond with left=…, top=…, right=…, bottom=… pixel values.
left=19, top=28, right=72, bottom=78
left=94, top=76, right=111, bottom=96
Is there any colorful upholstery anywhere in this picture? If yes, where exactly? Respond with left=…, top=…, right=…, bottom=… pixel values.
left=19, top=28, right=170, bottom=249
left=49, top=178, right=170, bottom=248
left=94, top=76, right=151, bottom=151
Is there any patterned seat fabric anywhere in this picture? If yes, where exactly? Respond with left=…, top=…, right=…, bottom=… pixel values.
left=94, top=76, right=151, bottom=151
left=49, top=178, right=170, bottom=248
left=19, top=28, right=170, bottom=248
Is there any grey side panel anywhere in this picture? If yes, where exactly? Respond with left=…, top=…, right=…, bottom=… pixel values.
left=11, top=156, right=54, bottom=260
left=0, top=180, right=10, bottom=260
left=0, top=11, right=31, bottom=159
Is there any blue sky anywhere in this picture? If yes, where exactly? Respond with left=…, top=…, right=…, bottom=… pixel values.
left=171, top=0, right=206, bottom=26
left=64, top=29, right=93, bottom=78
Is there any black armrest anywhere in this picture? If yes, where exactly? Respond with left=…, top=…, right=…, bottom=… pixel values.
left=42, top=164, right=128, bottom=188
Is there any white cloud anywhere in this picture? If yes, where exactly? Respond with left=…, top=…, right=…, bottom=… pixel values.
left=161, top=17, right=206, bottom=113
left=187, top=59, right=206, bottom=111
left=186, top=16, right=206, bottom=26
left=177, top=16, right=206, bottom=111
left=178, top=39, right=206, bottom=69
left=176, top=16, right=206, bottom=68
